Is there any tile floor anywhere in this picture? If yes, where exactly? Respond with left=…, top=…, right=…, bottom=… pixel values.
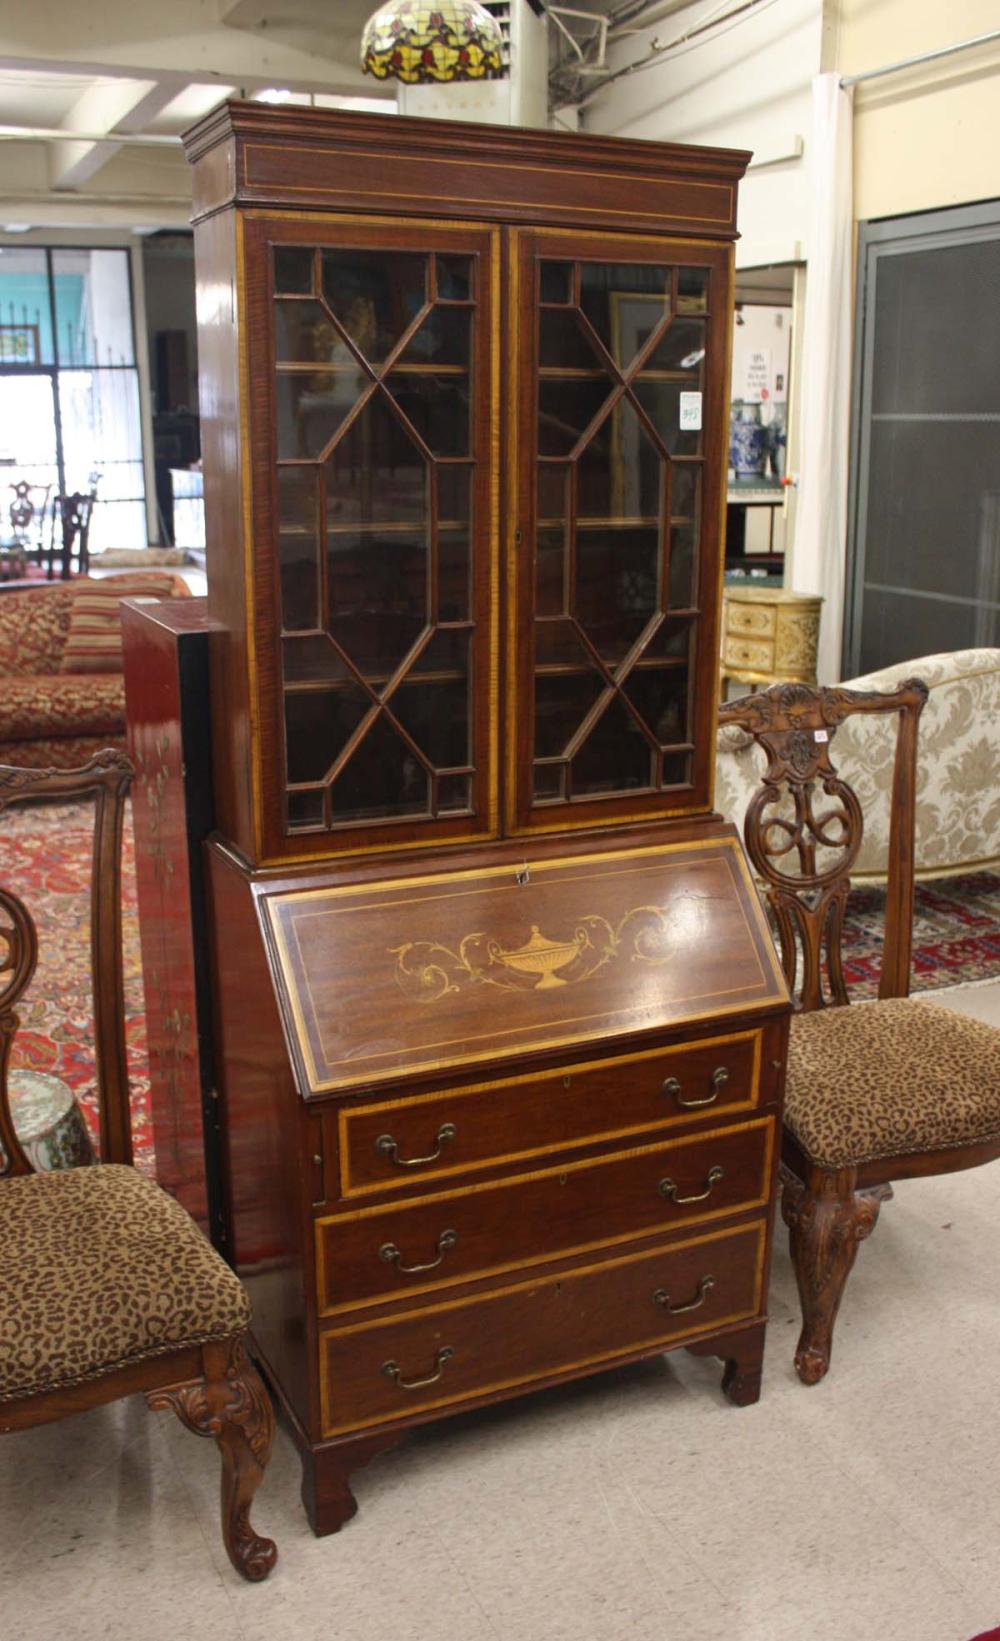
left=5, top=981, right=1000, bottom=1641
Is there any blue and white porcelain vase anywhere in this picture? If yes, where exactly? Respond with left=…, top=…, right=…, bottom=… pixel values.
left=729, top=400, right=768, bottom=478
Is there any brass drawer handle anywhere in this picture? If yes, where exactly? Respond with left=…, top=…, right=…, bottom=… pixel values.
left=379, top=1229, right=458, bottom=1275
left=375, top=1122, right=456, bottom=1168
left=662, top=1066, right=729, bottom=1108
left=652, top=1275, right=715, bottom=1315
left=381, top=1346, right=455, bottom=1391
left=658, top=1164, right=724, bottom=1206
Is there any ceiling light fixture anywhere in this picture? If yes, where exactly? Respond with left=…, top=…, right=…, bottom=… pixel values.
left=361, top=1, right=504, bottom=84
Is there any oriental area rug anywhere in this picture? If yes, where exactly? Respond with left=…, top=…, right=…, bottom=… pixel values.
left=3, top=798, right=153, bottom=1173
left=3, top=798, right=1000, bottom=1176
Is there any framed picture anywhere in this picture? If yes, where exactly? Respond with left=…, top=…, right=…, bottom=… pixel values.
left=0, top=324, right=40, bottom=365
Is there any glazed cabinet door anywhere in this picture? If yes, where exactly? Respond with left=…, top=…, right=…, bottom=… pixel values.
left=506, top=230, right=733, bottom=834
left=243, top=215, right=500, bottom=859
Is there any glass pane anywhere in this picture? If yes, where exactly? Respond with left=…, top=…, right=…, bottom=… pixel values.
left=438, top=463, right=471, bottom=523
left=865, top=422, right=1000, bottom=600
left=671, top=463, right=700, bottom=521
left=571, top=696, right=653, bottom=794
left=321, top=249, right=427, bottom=365
left=436, top=255, right=472, bottom=301
left=668, top=522, right=697, bottom=608
left=274, top=247, right=314, bottom=295
left=534, top=673, right=604, bottom=760
left=283, top=634, right=353, bottom=683
left=631, top=380, right=702, bottom=456
left=398, top=309, right=470, bottom=367
left=533, top=763, right=566, bottom=801
left=277, top=372, right=357, bottom=460
left=678, top=269, right=709, bottom=313
left=0, top=377, right=58, bottom=544
left=325, top=393, right=427, bottom=525
left=535, top=616, right=591, bottom=670
left=278, top=467, right=320, bottom=631
left=274, top=299, right=345, bottom=366
left=392, top=634, right=470, bottom=768
left=0, top=246, right=55, bottom=364
left=287, top=790, right=325, bottom=829
left=575, top=526, right=659, bottom=660
left=540, top=262, right=573, bottom=304
left=536, top=526, right=565, bottom=618
left=642, top=317, right=706, bottom=376
left=577, top=398, right=665, bottom=521
left=859, top=586, right=980, bottom=676
left=872, top=239, right=1000, bottom=416
left=52, top=250, right=134, bottom=367
left=579, top=267, right=671, bottom=366
left=437, top=773, right=471, bottom=812
left=327, top=527, right=428, bottom=680
left=538, top=462, right=569, bottom=525
left=624, top=668, right=688, bottom=746
left=387, top=374, right=470, bottom=458
left=539, top=309, right=606, bottom=371
left=328, top=715, right=429, bottom=822
left=285, top=684, right=371, bottom=784
left=58, top=370, right=145, bottom=552
left=662, top=752, right=692, bottom=785
left=538, top=376, right=613, bottom=458
left=643, top=616, right=692, bottom=661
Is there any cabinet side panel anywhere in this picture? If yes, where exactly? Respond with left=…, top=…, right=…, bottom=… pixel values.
left=206, top=845, right=312, bottom=1432
left=195, top=207, right=257, bottom=859
left=123, top=602, right=210, bottom=1230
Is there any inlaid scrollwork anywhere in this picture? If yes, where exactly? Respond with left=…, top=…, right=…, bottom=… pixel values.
left=719, top=679, right=928, bottom=1011
left=390, top=902, right=680, bottom=1003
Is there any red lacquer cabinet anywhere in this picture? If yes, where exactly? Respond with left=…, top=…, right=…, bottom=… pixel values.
left=176, top=101, right=789, bottom=1534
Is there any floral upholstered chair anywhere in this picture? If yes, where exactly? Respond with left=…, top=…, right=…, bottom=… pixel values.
left=717, top=649, right=1000, bottom=883
left=719, top=679, right=1000, bottom=1384
left=0, top=753, right=277, bottom=1580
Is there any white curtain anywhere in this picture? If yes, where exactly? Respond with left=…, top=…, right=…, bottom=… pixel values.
left=790, top=72, right=854, bottom=683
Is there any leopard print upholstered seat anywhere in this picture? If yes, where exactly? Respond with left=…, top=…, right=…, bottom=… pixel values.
left=787, top=997, right=1000, bottom=1171
left=0, top=1166, right=250, bottom=1404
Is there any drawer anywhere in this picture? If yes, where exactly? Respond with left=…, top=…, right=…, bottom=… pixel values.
left=319, top=1219, right=766, bottom=1436
left=726, top=601, right=777, bottom=638
left=336, top=1030, right=765, bottom=1198
left=318, top=1117, right=774, bottom=1315
left=723, top=634, right=774, bottom=672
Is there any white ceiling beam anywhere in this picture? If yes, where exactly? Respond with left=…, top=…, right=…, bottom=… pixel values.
left=50, top=79, right=177, bottom=190
left=0, top=0, right=387, bottom=95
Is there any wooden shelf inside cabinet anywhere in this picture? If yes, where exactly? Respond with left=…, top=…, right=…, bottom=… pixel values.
left=157, top=100, right=790, bottom=1540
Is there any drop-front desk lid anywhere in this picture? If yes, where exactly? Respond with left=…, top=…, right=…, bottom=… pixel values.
left=260, top=832, right=789, bottom=1099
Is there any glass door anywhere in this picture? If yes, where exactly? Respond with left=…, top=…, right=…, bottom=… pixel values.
left=846, top=203, right=1000, bottom=673
left=245, top=216, right=500, bottom=858
left=508, top=230, right=731, bottom=834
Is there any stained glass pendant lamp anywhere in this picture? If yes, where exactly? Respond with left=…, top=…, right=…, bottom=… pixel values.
left=361, top=1, right=504, bottom=84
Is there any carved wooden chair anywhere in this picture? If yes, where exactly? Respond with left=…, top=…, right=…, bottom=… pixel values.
left=720, top=679, right=1000, bottom=1384
left=48, top=472, right=99, bottom=580
left=0, top=751, right=277, bottom=1580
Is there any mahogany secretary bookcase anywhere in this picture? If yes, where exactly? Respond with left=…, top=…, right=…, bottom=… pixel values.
left=178, top=101, right=790, bottom=1535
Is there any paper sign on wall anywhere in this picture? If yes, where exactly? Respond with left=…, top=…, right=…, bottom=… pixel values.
left=743, top=349, right=771, bottom=402
left=679, top=391, right=702, bottom=431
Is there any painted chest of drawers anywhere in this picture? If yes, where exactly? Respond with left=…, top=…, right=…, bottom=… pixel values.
left=721, top=586, right=823, bottom=688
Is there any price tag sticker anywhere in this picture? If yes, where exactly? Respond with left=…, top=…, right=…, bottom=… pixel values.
left=814, top=729, right=829, bottom=743
left=679, top=391, right=702, bottom=431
